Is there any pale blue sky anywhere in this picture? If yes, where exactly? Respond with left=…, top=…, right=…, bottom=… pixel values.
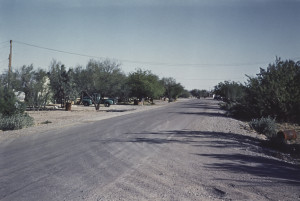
left=1, top=0, right=300, bottom=90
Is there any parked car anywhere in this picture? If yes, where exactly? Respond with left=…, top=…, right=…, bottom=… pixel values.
left=82, top=93, right=113, bottom=107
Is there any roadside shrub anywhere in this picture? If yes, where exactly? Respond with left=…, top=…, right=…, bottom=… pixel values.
left=216, top=59, right=300, bottom=123
left=249, top=116, right=277, bottom=139
left=240, top=59, right=300, bottom=122
left=214, top=81, right=245, bottom=102
left=0, top=86, right=26, bottom=116
left=219, top=102, right=233, bottom=111
left=0, top=113, right=34, bottom=131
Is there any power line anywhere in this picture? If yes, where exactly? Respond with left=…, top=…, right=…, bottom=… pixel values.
left=14, top=40, right=105, bottom=60
left=176, top=77, right=245, bottom=81
left=0, top=58, right=8, bottom=63
left=13, top=40, right=300, bottom=68
left=12, top=40, right=264, bottom=67
left=0, top=40, right=9, bottom=45
left=0, top=45, right=9, bottom=50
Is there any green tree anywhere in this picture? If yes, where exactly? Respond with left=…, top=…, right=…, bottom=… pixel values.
left=222, top=58, right=300, bottom=122
left=127, top=69, right=165, bottom=99
left=214, top=81, right=245, bottom=102
left=190, top=89, right=200, bottom=98
left=84, top=59, right=126, bottom=97
left=0, top=75, right=34, bottom=130
left=49, top=60, right=77, bottom=106
left=0, top=85, right=25, bottom=116
left=161, top=77, right=184, bottom=100
left=73, top=65, right=91, bottom=93
left=179, top=89, right=191, bottom=98
left=15, top=65, right=35, bottom=105
left=199, top=90, right=209, bottom=98
left=242, top=58, right=300, bottom=121
left=13, top=66, right=52, bottom=109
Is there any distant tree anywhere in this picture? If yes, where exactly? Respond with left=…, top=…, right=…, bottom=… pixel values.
left=190, top=89, right=200, bottom=98
left=8, top=65, right=52, bottom=109
left=15, top=65, right=35, bottom=105
left=118, top=77, right=131, bottom=102
left=48, top=60, right=77, bottom=106
left=179, top=89, right=191, bottom=98
left=214, top=81, right=245, bottom=102
left=161, top=77, right=184, bottom=100
left=190, top=89, right=209, bottom=98
left=73, top=65, right=91, bottom=93
left=74, top=59, right=127, bottom=98
left=199, top=90, right=209, bottom=98
left=127, top=69, right=165, bottom=100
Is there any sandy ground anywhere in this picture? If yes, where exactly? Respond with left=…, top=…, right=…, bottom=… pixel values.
left=0, top=100, right=173, bottom=142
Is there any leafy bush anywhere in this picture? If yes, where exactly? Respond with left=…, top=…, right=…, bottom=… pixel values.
left=249, top=116, right=277, bottom=139
left=0, top=86, right=25, bottom=116
left=220, top=102, right=234, bottom=111
left=0, top=84, right=34, bottom=131
left=216, top=58, right=300, bottom=123
left=0, top=113, right=34, bottom=131
left=214, top=81, right=245, bottom=102
left=243, top=59, right=300, bottom=122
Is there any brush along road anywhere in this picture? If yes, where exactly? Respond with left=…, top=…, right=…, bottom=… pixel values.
left=0, top=99, right=299, bottom=200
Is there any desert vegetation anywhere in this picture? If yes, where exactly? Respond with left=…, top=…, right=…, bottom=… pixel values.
left=213, top=58, right=300, bottom=123
left=212, top=58, right=300, bottom=157
left=0, top=84, right=34, bottom=130
left=0, top=59, right=186, bottom=130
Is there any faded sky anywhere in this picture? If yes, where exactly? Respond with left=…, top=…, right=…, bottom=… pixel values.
left=1, top=0, right=300, bottom=90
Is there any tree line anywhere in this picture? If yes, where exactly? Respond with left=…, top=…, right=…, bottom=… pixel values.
left=0, top=59, right=187, bottom=110
left=213, top=58, right=300, bottom=123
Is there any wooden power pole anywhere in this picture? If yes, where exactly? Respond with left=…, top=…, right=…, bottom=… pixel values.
left=8, top=40, right=12, bottom=73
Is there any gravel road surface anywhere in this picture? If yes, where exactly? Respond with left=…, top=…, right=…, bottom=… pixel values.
left=0, top=99, right=299, bottom=200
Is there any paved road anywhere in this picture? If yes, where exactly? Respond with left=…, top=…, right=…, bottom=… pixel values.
left=0, top=99, right=299, bottom=200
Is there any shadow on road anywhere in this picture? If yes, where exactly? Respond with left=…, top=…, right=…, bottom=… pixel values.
left=181, top=100, right=221, bottom=110
left=170, top=111, right=226, bottom=117
left=196, top=152, right=300, bottom=186
left=125, top=130, right=261, bottom=147
left=118, top=129, right=300, bottom=186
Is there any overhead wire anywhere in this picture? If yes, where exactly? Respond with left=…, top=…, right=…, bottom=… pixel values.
left=14, top=40, right=105, bottom=59
left=0, top=40, right=9, bottom=45
left=176, top=77, right=245, bottom=81
left=12, top=40, right=286, bottom=68
left=10, top=40, right=300, bottom=84
left=0, top=45, right=9, bottom=50
left=0, top=58, right=8, bottom=63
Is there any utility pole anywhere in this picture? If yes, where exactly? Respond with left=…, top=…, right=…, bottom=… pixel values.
left=7, top=40, right=12, bottom=88
left=8, top=40, right=12, bottom=73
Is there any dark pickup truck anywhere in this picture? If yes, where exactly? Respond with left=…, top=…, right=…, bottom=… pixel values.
left=82, top=93, right=113, bottom=107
